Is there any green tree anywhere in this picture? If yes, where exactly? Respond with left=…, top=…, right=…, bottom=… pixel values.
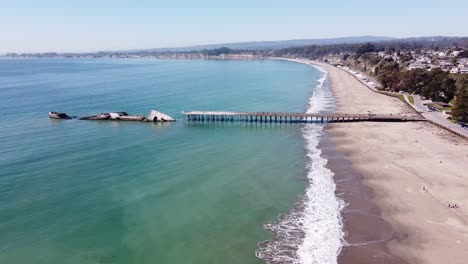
left=452, top=75, right=468, bottom=122
left=356, top=43, right=376, bottom=56
left=458, top=50, right=468, bottom=58
left=375, top=60, right=400, bottom=90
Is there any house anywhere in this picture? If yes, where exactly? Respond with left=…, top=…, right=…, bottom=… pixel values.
left=450, top=68, right=460, bottom=74
left=461, top=67, right=468, bottom=74
left=452, top=50, right=462, bottom=57
left=416, top=57, right=431, bottom=63
left=459, top=58, right=468, bottom=67
left=438, top=60, right=453, bottom=69
left=408, top=62, right=427, bottom=70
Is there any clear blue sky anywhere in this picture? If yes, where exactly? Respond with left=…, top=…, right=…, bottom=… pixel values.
left=1, top=0, right=467, bottom=53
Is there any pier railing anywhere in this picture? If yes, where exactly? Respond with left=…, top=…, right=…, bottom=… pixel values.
left=182, top=111, right=426, bottom=123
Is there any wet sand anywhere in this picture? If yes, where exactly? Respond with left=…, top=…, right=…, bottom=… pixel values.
left=314, top=61, right=468, bottom=264
left=320, top=132, right=406, bottom=264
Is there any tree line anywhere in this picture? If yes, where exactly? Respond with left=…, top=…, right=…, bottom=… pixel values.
left=273, top=37, right=468, bottom=59
left=274, top=39, right=468, bottom=123
left=345, top=54, right=466, bottom=122
left=356, top=56, right=467, bottom=122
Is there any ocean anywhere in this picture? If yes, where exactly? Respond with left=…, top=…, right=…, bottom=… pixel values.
left=0, top=58, right=343, bottom=264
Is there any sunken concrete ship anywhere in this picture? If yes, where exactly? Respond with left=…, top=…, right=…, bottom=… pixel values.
left=49, top=110, right=175, bottom=122
left=48, top=112, right=76, bottom=119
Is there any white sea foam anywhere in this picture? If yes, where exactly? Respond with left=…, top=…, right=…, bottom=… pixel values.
left=299, top=64, right=345, bottom=264
left=256, top=62, right=345, bottom=264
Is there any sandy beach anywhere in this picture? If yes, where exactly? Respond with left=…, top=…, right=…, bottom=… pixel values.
left=309, top=61, right=468, bottom=263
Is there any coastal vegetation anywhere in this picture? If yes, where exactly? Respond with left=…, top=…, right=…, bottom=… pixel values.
left=452, top=75, right=468, bottom=122
left=200, top=47, right=232, bottom=56
left=273, top=37, right=468, bottom=58
left=273, top=38, right=468, bottom=122
left=351, top=55, right=467, bottom=122
left=375, top=65, right=456, bottom=103
left=274, top=39, right=468, bottom=123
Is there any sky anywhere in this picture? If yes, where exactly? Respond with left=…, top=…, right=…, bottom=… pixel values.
left=1, top=0, right=467, bottom=53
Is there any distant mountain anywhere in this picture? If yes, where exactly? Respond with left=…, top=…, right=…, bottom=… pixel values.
left=125, top=36, right=397, bottom=53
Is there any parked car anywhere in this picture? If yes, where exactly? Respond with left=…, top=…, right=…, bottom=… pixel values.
left=457, top=122, right=468, bottom=128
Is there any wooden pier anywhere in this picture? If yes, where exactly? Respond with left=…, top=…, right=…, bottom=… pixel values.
left=182, top=111, right=426, bottom=123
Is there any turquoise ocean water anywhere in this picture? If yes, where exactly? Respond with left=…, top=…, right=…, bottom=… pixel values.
left=0, top=58, right=333, bottom=264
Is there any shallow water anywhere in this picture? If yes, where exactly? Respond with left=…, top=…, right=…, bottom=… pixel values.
left=0, top=58, right=328, bottom=264
left=256, top=65, right=344, bottom=264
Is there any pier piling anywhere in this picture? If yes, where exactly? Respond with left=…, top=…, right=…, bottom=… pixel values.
left=183, top=111, right=425, bottom=124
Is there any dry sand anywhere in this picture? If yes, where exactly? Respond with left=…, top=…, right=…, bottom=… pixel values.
left=312, top=61, right=468, bottom=264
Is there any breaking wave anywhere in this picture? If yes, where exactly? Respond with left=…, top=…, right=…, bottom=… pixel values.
left=256, top=62, right=345, bottom=264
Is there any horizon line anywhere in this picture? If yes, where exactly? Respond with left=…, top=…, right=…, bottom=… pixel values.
left=2, top=35, right=468, bottom=55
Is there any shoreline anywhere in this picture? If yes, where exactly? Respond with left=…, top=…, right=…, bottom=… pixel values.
left=319, top=131, right=405, bottom=263
left=315, top=61, right=468, bottom=264
left=282, top=57, right=468, bottom=263
left=299, top=58, right=404, bottom=263
left=255, top=58, right=345, bottom=264
left=270, top=58, right=406, bottom=263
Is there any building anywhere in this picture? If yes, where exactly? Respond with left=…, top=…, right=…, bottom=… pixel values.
left=416, top=57, right=431, bottom=64
left=452, top=50, right=462, bottom=57
left=438, top=60, right=453, bottom=69
left=459, top=58, right=468, bottom=67
left=408, top=62, right=427, bottom=70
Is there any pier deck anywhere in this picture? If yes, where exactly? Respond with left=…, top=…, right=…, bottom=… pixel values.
left=182, top=111, right=426, bottom=123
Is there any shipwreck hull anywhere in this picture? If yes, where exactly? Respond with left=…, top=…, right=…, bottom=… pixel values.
left=49, top=109, right=175, bottom=123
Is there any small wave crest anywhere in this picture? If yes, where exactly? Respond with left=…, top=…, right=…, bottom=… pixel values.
left=256, top=63, right=345, bottom=264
